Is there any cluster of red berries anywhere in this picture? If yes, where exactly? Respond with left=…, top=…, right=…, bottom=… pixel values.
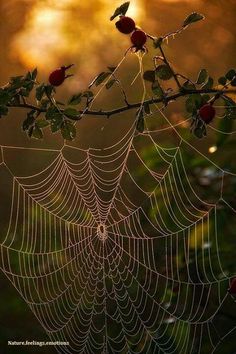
left=198, top=103, right=216, bottom=124
left=49, top=64, right=74, bottom=87
left=115, top=16, right=147, bottom=51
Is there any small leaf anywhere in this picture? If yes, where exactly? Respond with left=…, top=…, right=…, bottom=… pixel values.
left=110, top=2, right=130, bottom=21
left=202, top=77, right=214, bottom=89
left=0, top=89, right=11, bottom=105
left=194, top=125, right=206, bottom=139
left=31, top=68, right=38, bottom=80
left=44, top=84, right=55, bottom=96
left=183, top=81, right=196, bottom=90
left=144, top=102, right=151, bottom=115
left=36, top=84, right=45, bottom=101
left=143, top=70, right=156, bottom=83
left=45, top=106, right=59, bottom=120
left=68, top=93, right=82, bottom=105
left=22, top=111, right=35, bottom=131
left=106, top=79, right=116, bottom=89
left=183, top=12, right=205, bottom=27
left=32, top=125, right=43, bottom=139
left=156, top=65, right=173, bottom=81
left=218, top=77, right=227, bottom=86
left=196, top=69, right=208, bottom=85
left=82, top=90, right=94, bottom=99
left=89, top=72, right=110, bottom=88
left=64, top=107, right=79, bottom=118
left=152, top=81, right=164, bottom=97
left=185, top=97, right=197, bottom=113
left=136, top=107, right=145, bottom=133
left=61, top=120, right=76, bottom=141
left=36, top=119, right=50, bottom=128
left=225, top=69, right=236, bottom=81
left=51, top=119, right=63, bottom=133
left=223, top=97, right=236, bottom=120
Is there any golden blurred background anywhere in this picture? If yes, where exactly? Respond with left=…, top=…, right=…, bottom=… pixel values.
left=0, top=2, right=236, bottom=353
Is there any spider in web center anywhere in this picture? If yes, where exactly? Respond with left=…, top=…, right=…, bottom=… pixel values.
left=96, top=223, right=108, bottom=242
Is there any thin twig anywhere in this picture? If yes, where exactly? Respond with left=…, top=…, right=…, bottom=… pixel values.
left=7, top=89, right=236, bottom=120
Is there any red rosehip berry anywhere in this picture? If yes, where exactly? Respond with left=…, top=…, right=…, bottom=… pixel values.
left=115, top=16, right=136, bottom=34
left=228, top=277, right=236, bottom=295
left=131, top=30, right=147, bottom=49
left=49, top=64, right=74, bottom=86
left=199, top=104, right=216, bottom=124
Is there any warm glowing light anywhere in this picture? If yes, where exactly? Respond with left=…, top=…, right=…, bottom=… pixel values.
left=34, top=8, right=63, bottom=27
left=10, top=0, right=144, bottom=82
left=209, top=146, right=217, bottom=154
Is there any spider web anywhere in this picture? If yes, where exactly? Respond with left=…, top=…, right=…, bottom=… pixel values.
left=0, top=57, right=236, bottom=354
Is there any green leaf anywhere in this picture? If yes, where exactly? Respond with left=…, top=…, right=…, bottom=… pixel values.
left=36, top=84, right=45, bottom=101
left=152, top=81, right=164, bottom=97
left=110, top=2, right=130, bottom=21
left=143, top=70, right=156, bottom=83
left=64, top=107, right=79, bottom=118
left=144, top=102, right=151, bottom=115
left=9, top=76, right=25, bottom=90
left=225, top=69, right=236, bottom=81
left=156, top=65, right=173, bottom=81
left=0, top=89, right=11, bottom=105
left=51, top=119, right=63, bottom=133
left=183, top=12, right=205, bottom=27
left=61, top=120, right=76, bottom=141
left=89, top=72, right=110, bottom=88
left=202, top=77, right=214, bottom=89
left=218, top=77, right=227, bottom=86
left=45, top=106, right=59, bottom=120
left=182, top=81, right=196, bottom=90
left=31, top=68, right=38, bottom=81
left=185, top=95, right=203, bottom=114
left=196, top=69, right=208, bottom=85
left=136, top=107, right=145, bottom=133
left=106, top=79, right=116, bottom=89
left=193, top=125, right=206, bottom=139
left=68, top=93, right=82, bottom=105
left=44, top=84, right=55, bottom=96
left=216, top=117, right=234, bottom=147
left=22, top=111, right=35, bottom=131
left=31, top=125, right=43, bottom=139
left=185, top=97, right=196, bottom=113
left=223, top=97, right=236, bottom=120
left=82, top=90, right=94, bottom=99
left=36, top=119, right=50, bottom=128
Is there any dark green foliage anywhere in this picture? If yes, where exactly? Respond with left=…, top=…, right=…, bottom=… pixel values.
left=143, top=70, right=156, bottom=83
left=156, top=65, right=173, bottom=80
left=183, top=12, right=205, bottom=27
left=196, top=69, right=208, bottom=85
left=136, top=106, right=145, bottom=133
left=110, top=2, right=130, bottom=21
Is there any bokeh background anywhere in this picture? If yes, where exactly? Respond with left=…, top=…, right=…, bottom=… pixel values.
left=0, top=0, right=236, bottom=353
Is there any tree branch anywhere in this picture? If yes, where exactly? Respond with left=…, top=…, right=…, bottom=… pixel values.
left=7, top=88, right=236, bottom=120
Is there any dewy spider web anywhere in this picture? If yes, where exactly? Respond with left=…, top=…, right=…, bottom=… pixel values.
left=0, top=55, right=236, bottom=354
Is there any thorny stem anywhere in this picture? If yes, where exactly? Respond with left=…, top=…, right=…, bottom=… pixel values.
left=7, top=88, right=236, bottom=120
